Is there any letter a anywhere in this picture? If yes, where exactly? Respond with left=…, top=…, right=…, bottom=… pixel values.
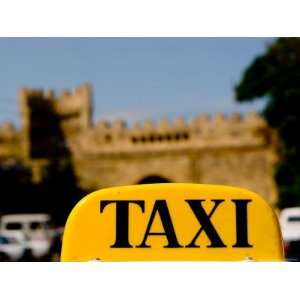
left=137, top=200, right=183, bottom=248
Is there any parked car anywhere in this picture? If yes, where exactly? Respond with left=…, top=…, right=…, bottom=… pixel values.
left=0, top=234, right=25, bottom=261
left=0, top=214, right=54, bottom=260
left=48, top=226, right=64, bottom=261
left=279, top=207, right=300, bottom=261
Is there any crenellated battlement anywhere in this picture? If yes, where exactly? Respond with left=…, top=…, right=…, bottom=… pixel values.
left=86, top=111, right=270, bottom=149
left=16, top=85, right=89, bottom=126
left=19, top=83, right=92, bottom=132
left=189, top=111, right=266, bottom=128
left=18, top=83, right=91, bottom=105
left=16, top=83, right=269, bottom=149
left=94, top=111, right=265, bottom=132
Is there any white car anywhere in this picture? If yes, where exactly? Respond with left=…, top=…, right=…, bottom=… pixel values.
left=0, top=214, right=54, bottom=260
left=279, top=207, right=300, bottom=241
left=0, top=234, right=25, bottom=261
left=279, top=207, right=300, bottom=260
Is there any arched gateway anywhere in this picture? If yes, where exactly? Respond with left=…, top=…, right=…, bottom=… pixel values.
left=137, top=175, right=171, bottom=184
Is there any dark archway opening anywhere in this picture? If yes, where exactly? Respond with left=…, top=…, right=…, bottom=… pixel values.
left=137, top=175, right=171, bottom=184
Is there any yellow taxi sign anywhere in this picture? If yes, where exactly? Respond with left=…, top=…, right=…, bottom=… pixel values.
left=61, top=183, right=284, bottom=261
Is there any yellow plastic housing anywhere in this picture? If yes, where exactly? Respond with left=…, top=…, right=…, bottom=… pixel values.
left=61, top=183, right=284, bottom=262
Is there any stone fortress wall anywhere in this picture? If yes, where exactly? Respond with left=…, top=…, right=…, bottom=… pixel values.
left=0, top=83, right=279, bottom=204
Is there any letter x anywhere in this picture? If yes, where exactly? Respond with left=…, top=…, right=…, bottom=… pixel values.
left=185, top=200, right=226, bottom=248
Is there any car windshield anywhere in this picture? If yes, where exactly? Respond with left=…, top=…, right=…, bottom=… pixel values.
left=5, top=222, right=22, bottom=230
left=30, top=221, right=43, bottom=230
left=288, top=216, right=300, bottom=222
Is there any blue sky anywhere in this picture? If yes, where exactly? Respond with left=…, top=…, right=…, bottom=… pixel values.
left=0, top=38, right=272, bottom=126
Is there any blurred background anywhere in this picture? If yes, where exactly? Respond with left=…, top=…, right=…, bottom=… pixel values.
left=0, top=37, right=299, bottom=261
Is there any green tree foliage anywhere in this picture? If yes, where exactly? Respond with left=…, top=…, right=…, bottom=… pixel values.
left=235, top=38, right=300, bottom=208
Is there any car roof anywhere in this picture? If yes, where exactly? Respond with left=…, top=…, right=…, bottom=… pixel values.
left=280, top=207, right=300, bottom=219
left=1, top=214, right=51, bottom=222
